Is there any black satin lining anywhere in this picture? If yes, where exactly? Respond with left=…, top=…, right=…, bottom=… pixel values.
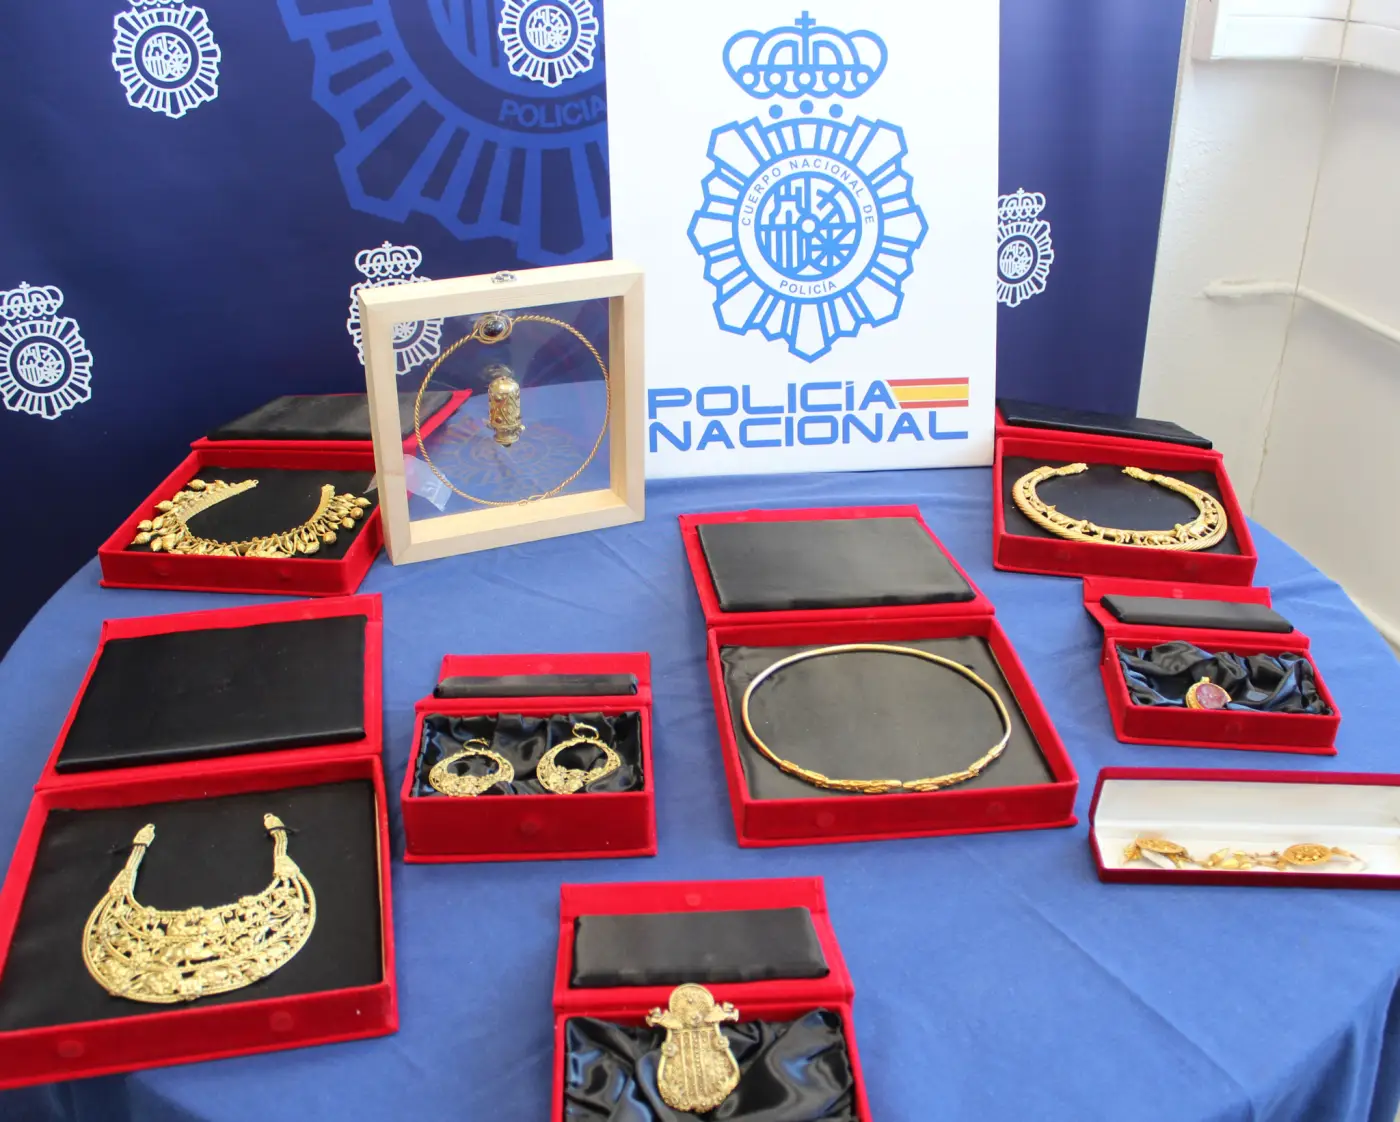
left=0, top=781, right=383, bottom=1031
left=1000, top=456, right=1241, bottom=555
left=564, top=1011, right=856, bottom=1121
left=721, top=638, right=1054, bottom=800
left=414, top=712, right=644, bottom=796
left=123, top=466, right=377, bottom=562
left=207, top=392, right=453, bottom=441
left=996, top=397, right=1212, bottom=448
left=1117, top=642, right=1331, bottom=714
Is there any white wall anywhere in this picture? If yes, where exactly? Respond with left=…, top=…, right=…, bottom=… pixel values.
left=1140, top=1, right=1400, bottom=644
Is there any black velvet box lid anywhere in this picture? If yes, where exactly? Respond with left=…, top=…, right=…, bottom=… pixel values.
left=207, top=392, right=453, bottom=442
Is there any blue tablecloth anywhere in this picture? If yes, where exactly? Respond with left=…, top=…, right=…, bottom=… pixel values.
left=4, top=468, right=1400, bottom=1122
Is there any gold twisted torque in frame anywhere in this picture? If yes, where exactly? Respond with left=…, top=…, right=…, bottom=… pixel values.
left=412, top=311, right=611, bottom=507
left=131, top=478, right=371, bottom=557
left=1123, top=836, right=1364, bottom=872
left=1012, top=462, right=1229, bottom=551
left=536, top=721, right=621, bottom=794
left=740, top=643, right=1014, bottom=795
left=82, top=815, right=316, bottom=1004
left=428, top=737, right=515, bottom=797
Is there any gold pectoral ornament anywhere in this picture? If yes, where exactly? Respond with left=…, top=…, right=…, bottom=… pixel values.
left=82, top=815, right=316, bottom=1004
left=1012, top=462, right=1228, bottom=551
left=647, top=984, right=741, bottom=1114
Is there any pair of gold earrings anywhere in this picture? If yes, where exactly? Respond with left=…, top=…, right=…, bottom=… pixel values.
left=427, top=721, right=621, bottom=797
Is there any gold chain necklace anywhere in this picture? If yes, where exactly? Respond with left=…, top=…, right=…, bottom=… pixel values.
left=740, top=643, right=1014, bottom=795
left=412, top=311, right=610, bottom=507
left=1124, top=835, right=1363, bottom=872
left=1012, top=462, right=1229, bottom=550
left=132, top=477, right=371, bottom=557
left=83, top=815, right=316, bottom=1004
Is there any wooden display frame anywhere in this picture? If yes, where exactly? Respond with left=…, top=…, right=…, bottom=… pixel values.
left=359, top=262, right=645, bottom=564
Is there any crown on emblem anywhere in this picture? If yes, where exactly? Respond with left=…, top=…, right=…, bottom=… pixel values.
left=999, top=189, right=1047, bottom=223
left=354, top=241, right=424, bottom=281
left=0, top=282, right=63, bottom=323
left=724, top=11, right=886, bottom=100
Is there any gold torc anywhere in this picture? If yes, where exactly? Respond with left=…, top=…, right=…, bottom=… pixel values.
left=646, top=984, right=741, bottom=1113
left=1012, top=462, right=1229, bottom=551
left=131, top=478, right=371, bottom=557
left=82, top=815, right=316, bottom=1004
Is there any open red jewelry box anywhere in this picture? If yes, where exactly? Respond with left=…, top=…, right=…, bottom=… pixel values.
left=1083, top=577, right=1340, bottom=755
left=993, top=430, right=1257, bottom=585
left=680, top=507, right=1077, bottom=847
left=98, top=443, right=384, bottom=597
left=35, top=594, right=384, bottom=793
left=401, top=652, right=656, bottom=863
left=0, top=751, right=397, bottom=1090
left=1089, top=768, right=1400, bottom=889
left=550, top=877, right=872, bottom=1122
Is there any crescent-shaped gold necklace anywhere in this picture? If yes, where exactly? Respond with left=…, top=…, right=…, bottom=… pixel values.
left=82, top=815, right=316, bottom=1004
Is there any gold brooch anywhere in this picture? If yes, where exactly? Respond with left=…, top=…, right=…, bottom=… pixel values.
left=1012, top=462, right=1228, bottom=551
left=1123, top=835, right=1363, bottom=871
left=536, top=721, right=621, bottom=795
left=132, top=477, right=371, bottom=557
left=83, top=815, right=316, bottom=1004
left=646, top=984, right=741, bottom=1113
left=428, top=737, right=514, bottom=797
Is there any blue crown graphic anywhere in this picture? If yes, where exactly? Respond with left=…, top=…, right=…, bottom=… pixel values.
left=724, top=11, right=886, bottom=101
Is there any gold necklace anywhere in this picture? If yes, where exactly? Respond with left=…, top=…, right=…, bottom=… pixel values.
left=83, top=815, right=316, bottom=1004
left=412, top=311, right=610, bottom=507
left=536, top=721, right=621, bottom=794
left=740, top=643, right=1014, bottom=795
left=1124, top=836, right=1363, bottom=871
left=646, top=984, right=741, bottom=1113
left=428, top=737, right=515, bottom=796
left=1012, top=462, right=1228, bottom=550
left=132, top=477, right=371, bottom=557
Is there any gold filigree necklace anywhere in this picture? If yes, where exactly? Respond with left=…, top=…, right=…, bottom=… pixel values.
left=83, top=815, right=316, bottom=1004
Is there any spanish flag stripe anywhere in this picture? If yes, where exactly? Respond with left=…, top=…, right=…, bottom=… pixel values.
left=899, top=399, right=969, bottom=410
left=890, top=384, right=969, bottom=402
left=886, top=377, right=970, bottom=387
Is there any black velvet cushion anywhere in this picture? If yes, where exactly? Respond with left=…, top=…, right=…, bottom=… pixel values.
left=207, top=392, right=453, bottom=441
left=123, top=465, right=377, bottom=562
left=997, top=397, right=1212, bottom=448
left=435, top=674, right=639, bottom=699
left=1100, top=594, right=1293, bottom=633
left=1117, top=642, right=1331, bottom=714
left=572, top=909, right=828, bottom=988
left=57, top=616, right=367, bottom=773
left=414, top=712, right=643, bottom=796
left=564, top=1011, right=856, bottom=1121
left=1000, top=457, right=1241, bottom=555
left=720, top=638, right=1053, bottom=800
left=0, top=780, right=383, bottom=1030
left=697, top=518, right=973, bottom=612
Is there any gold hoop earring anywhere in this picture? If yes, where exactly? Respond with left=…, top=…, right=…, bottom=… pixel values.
left=1012, top=462, right=1228, bottom=551
left=83, top=815, right=316, bottom=1004
left=428, top=737, right=514, bottom=797
left=536, top=721, right=620, bottom=795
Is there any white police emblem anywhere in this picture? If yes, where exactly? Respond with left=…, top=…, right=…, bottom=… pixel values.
left=689, top=13, right=926, bottom=363
left=498, top=0, right=599, bottom=88
left=0, top=283, right=94, bottom=420
left=347, top=242, right=444, bottom=377
left=997, top=189, right=1054, bottom=307
left=112, top=0, right=221, bottom=119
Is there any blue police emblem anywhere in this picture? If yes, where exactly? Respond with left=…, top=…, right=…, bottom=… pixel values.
left=689, top=12, right=927, bottom=362
left=278, top=0, right=609, bottom=264
left=0, top=283, right=94, bottom=420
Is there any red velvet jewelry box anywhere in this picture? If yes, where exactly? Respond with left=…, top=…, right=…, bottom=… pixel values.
left=993, top=430, right=1257, bottom=585
left=35, top=594, right=385, bottom=793
left=550, top=877, right=872, bottom=1122
left=1089, top=767, right=1399, bottom=889
left=98, top=443, right=384, bottom=597
left=0, top=751, right=398, bottom=1090
left=680, top=507, right=1078, bottom=848
left=1083, top=577, right=1340, bottom=755
left=400, top=652, right=656, bottom=863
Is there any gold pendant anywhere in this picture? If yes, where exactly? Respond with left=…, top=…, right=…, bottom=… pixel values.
left=485, top=363, right=525, bottom=446
left=1185, top=677, right=1231, bottom=710
left=82, top=815, right=316, bottom=1004
left=428, top=737, right=514, bottom=796
left=646, top=984, right=741, bottom=1114
left=536, top=721, right=621, bottom=795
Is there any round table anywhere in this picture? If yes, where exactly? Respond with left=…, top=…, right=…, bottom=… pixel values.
left=3, top=468, right=1400, bottom=1122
